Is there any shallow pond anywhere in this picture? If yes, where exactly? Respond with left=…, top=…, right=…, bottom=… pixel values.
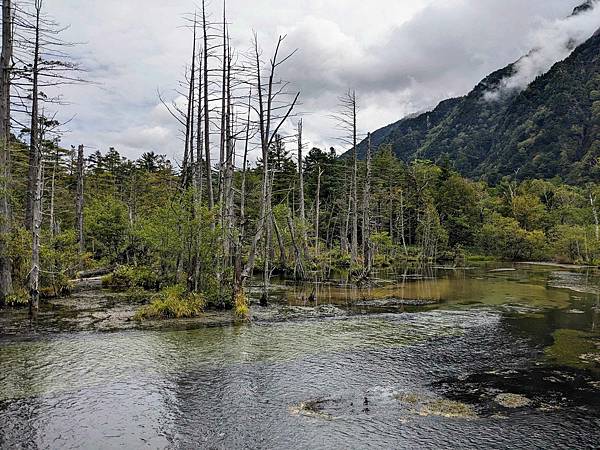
left=1, top=263, right=599, bottom=449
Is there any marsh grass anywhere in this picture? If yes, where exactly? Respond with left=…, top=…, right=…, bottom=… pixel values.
left=134, top=285, right=206, bottom=320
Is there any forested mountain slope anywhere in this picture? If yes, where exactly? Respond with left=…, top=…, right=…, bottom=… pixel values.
left=355, top=26, right=600, bottom=183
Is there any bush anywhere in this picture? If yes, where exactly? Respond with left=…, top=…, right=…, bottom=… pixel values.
left=133, top=285, right=206, bottom=320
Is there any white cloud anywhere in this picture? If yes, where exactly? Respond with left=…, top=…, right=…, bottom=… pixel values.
left=485, top=1, right=600, bottom=100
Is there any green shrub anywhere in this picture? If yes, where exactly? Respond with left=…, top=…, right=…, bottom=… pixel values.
left=3, top=288, right=29, bottom=307
left=133, top=285, right=206, bottom=320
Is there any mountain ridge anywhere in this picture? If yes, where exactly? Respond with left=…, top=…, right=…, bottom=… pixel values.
left=352, top=4, right=600, bottom=183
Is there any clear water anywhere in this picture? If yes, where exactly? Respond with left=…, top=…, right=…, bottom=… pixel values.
left=1, top=264, right=599, bottom=449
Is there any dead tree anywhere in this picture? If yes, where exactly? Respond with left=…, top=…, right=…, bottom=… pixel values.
left=217, top=0, right=227, bottom=204
left=76, top=144, right=84, bottom=254
left=25, top=0, right=42, bottom=231
left=287, top=213, right=305, bottom=280
left=29, top=127, right=43, bottom=315
left=332, top=90, right=359, bottom=263
left=297, top=119, right=307, bottom=252
left=362, top=132, right=372, bottom=275
left=237, top=34, right=299, bottom=297
left=589, top=187, right=599, bottom=241
left=314, top=164, right=324, bottom=258
left=0, top=0, right=13, bottom=302
left=201, top=0, right=214, bottom=208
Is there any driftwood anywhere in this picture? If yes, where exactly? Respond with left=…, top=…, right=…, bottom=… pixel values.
left=76, top=267, right=112, bottom=279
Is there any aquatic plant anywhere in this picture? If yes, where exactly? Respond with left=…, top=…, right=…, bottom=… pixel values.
left=545, top=329, right=600, bottom=369
left=133, top=285, right=206, bottom=320
left=234, top=290, right=250, bottom=321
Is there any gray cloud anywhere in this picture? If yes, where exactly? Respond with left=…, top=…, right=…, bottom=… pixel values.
left=45, top=0, right=592, bottom=161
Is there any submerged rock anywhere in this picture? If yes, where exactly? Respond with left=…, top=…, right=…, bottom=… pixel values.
left=355, top=298, right=438, bottom=308
left=494, top=393, right=531, bottom=408
left=394, top=393, right=477, bottom=419
left=289, top=399, right=334, bottom=420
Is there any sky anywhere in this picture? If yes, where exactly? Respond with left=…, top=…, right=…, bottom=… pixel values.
left=46, top=0, right=599, bottom=166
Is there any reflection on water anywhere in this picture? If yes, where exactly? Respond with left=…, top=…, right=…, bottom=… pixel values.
left=1, top=264, right=600, bottom=449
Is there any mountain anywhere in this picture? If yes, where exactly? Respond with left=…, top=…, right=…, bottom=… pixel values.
left=353, top=6, right=600, bottom=183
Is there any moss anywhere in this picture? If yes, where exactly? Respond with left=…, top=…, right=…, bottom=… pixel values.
left=133, top=285, right=205, bottom=320
left=545, top=329, right=600, bottom=369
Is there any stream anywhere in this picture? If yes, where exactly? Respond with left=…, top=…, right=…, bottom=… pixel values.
left=1, top=263, right=599, bottom=449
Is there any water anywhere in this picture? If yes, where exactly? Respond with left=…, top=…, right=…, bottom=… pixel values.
left=1, top=264, right=599, bottom=449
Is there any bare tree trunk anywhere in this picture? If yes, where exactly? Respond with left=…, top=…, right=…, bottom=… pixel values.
left=26, top=1, right=42, bottom=231
left=590, top=191, right=599, bottom=241
left=181, top=18, right=197, bottom=189
left=240, top=89, right=251, bottom=234
left=0, top=0, right=13, bottom=301
left=342, top=173, right=351, bottom=254
left=297, top=119, right=307, bottom=252
left=272, top=213, right=286, bottom=269
left=351, top=92, right=358, bottom=264
left=315, top=165, right=323, bottom=258
left=195, top=47, right=203, bottom=203
left=362, top=133, right=372, bottom=274
left=218, top=0, right=227, bottom=205
left=201, top=0, right=214, bottom=208
left=49, top=146, right=58, bottom=237
left=287, top=214, right=305, bottom=280
left=399, top=189, right=408, bottom=256
left=29, top=148, right=43, bottom=315
left=76, top=145, right=85, bottom=255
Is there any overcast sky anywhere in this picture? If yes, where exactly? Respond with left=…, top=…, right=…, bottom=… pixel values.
left=48, top=0, right=598, bottom=165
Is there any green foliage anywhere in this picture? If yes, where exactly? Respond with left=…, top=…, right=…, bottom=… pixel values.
left=4, top=288, right=29, bottom=307
left=549, top=225, right=599, bottom=264
left=133, top=285, right=206, bottom=320
left=85, top=195, right=129, bottom=262
left=478, top=214, right=547, bottom=261
left=102, top=265, right=159, bottom=290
